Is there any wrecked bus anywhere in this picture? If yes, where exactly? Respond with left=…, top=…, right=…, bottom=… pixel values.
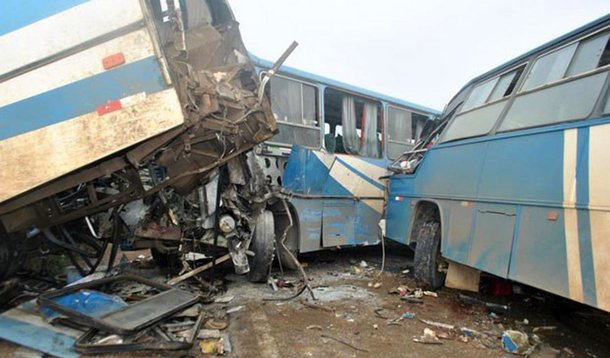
left=0, top=0, right=283, bottom=282
left=385, top=14, right=610, bottom=312
left=250, top=55, right=440, bottom=268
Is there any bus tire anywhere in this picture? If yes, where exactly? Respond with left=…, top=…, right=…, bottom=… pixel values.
left=413, top=220, right=446, bottom=289
left=247, top=210, right=275, bottom=283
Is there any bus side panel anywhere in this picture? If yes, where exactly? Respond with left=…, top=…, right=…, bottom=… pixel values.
left=290, top=198, right=322, bottom=253
left=0, top=0, right=184, bottom=203
left=385, top=177, right=415, bottom=244
left=586, top=122, right=610, bottom=312
left=284, top=147, right=386, bottom=250
left=415, top=142, right=488, bottom=199
left=509, top=206, right=570, bottom=300
left=443, top=200, right=476, bottom=264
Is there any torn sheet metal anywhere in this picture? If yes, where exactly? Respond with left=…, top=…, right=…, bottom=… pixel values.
left=0, top=301, right=82, bottom=358
left=38, top=274, right=200, bottom=335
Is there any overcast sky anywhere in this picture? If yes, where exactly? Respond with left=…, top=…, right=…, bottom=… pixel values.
left=231, top=0, right=610, bottom=111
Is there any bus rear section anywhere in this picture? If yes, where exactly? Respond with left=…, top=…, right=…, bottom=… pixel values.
left=385, top=14, right=610, bottom=313
left=0, top=0, right=279, bottom=281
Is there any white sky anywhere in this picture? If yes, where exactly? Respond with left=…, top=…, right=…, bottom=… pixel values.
left=231, top=0, right=610, bottom=111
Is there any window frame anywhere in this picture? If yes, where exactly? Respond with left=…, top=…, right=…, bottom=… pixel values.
left=386, top=104, right=432, bottom=159
left=439, top=24, right=610, bottom=143
left=516, top=26, right=610, bottom=94
left=458, top=64, right=528, bottom=116
left=266, top=74, right=322, bottom=149
left=322, top=87, right=385, bottom=158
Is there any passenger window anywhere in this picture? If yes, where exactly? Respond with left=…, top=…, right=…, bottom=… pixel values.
left=522, top=30, right=610, bottom=91
left=566, top=32, right=610, bottom=76
left=488, top=66, right=525, bottom=102
left=387, top=107, right=430, bottom=159
left=440, top=102, right=507, bottom=143
left=269, top=76, right=320, bottom=148
left=461, top=66, right=526, bottom=112
left=323, top=89, right=382, bottom=158
left=499, top=30, right=610, bottom=131
left=461, top=79, right=497, bottom=112
left=522, top=44, right=577, bottom=91
left=500, top=72, right=608, bottom=131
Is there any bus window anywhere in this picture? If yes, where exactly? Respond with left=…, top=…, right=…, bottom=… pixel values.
left=461, top=65, right=526, bottom=112
left=269, top=76, right=320, bottom=148
left=440, top=101, right=506, bottom=143
left=387, top=107, right=430, bottom=159
left=604, top=89, right=610, bottom=114
left=500, top=31, right=610, bottom=131
left=323, top=89, right=382, bottom=158
left=522, top=31, right=610, bottom=91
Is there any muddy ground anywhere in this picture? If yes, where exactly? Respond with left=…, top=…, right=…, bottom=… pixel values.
left=1, top=243, right=609, bottom=357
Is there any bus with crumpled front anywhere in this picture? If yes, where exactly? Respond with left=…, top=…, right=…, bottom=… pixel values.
left=385, top=14, right=610, bottom=313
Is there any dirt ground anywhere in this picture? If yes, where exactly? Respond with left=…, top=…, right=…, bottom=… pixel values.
left=1, top=243, right=609, bottom=357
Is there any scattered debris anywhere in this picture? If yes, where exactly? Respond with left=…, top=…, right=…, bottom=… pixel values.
left=205, top=317, right=229, bottom=330
left=532, top=326, right=556, bottom=333
left=306, top=325, right=323, bottom=331
left=402, top=312, right=416, bottom=319
left=167, top=254, right=231, bottom=286
left=300, top=297, right=334, bottom=313
left=38, top=274, right=200, bottom=335
left=320, top=334, right=369, bottom=353
left=214, top=295, right=235, bottom=304
left=226, top=306, right=245, bottom=314
left=419, top=319, right=455, bottom=330
left=458, top=293, right=510, bottom=312
left=423, top=291, right=438, bottom=297
left=413, top=328, right=442, bottom=345
left=502, top=330, right=537, bottom=355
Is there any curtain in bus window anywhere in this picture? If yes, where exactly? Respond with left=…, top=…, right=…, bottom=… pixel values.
left=341, top=96, right=379, bottom=157
left=387, top=107, right=413, bottom=159
left=270, top=77, right=301, bottom=124
left=342, top=96, right=359, bottom=154
left=361, top=102, right=379, bottom=158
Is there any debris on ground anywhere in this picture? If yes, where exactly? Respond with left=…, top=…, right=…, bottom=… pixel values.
left=413, top=328, right=442, bottom=345
left=502, top=330, right=537, bottom=355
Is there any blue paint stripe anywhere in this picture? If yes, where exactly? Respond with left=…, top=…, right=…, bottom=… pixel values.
left=576, top=127, right=597, bottom=306
left=0, top=315, right=78, bottom=358
left=335, top=157, right=385, bottom=191
left=0, top=0, right=90, bottom=36
left=0, top=56, right=167, bottom=140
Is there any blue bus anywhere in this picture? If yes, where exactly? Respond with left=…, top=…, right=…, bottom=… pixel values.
left=385, top=14, right=610, bottom=312
left=250, top=55, right=440, bottom=267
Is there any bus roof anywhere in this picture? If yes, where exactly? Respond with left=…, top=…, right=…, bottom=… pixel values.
left=467, top=13, right=610, bottom=87
left=249, top=53, right=441, bottom=116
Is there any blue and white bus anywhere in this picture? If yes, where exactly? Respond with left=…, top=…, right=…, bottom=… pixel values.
left=250, top=55, right=440, bottom=267
left=385, top=14, right=610, bottom=313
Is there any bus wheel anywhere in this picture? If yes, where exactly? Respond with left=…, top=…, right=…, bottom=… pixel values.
left=247, top=210, right=275, bottom=283
left=413, top=220, right=446, bottom=289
